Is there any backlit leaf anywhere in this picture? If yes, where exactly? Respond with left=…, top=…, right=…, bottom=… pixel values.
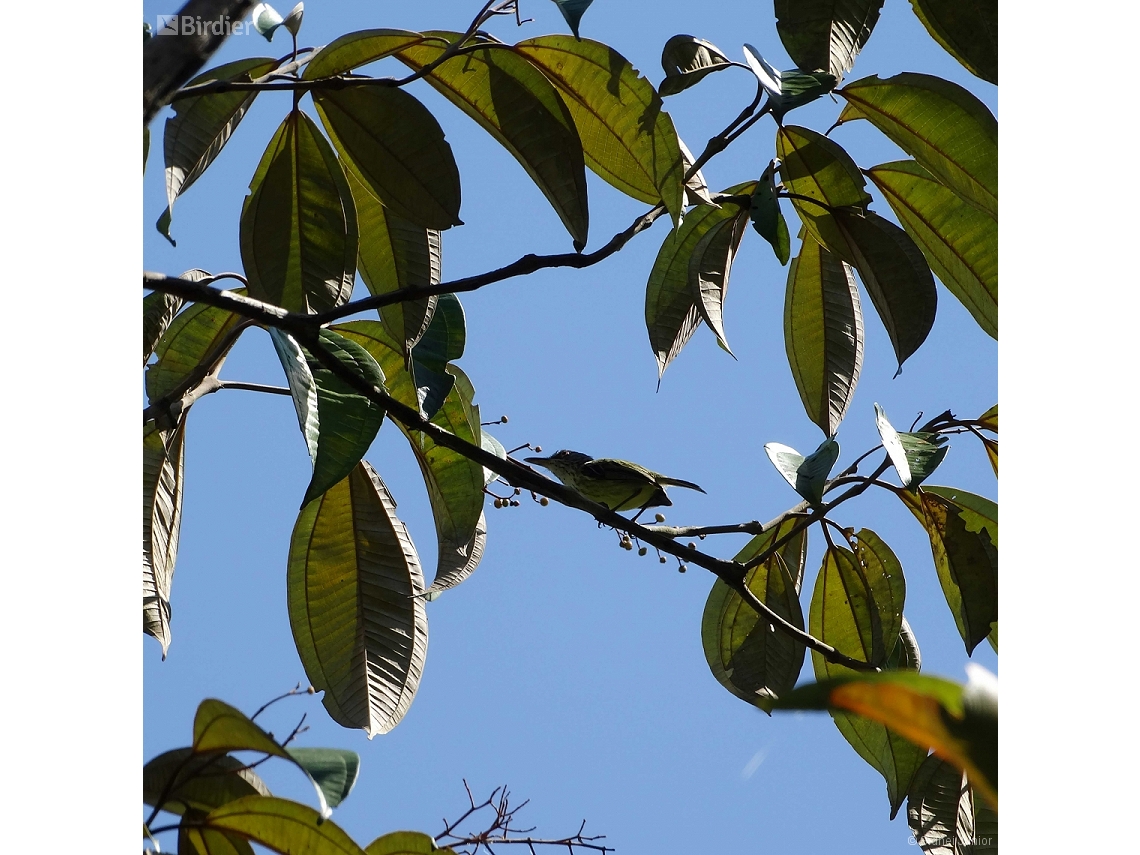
left=395, top=33, right=588, bottom=249
left=982, top=438, right=997, bottom=478
left=179, top=809, right=255, bottom=855
left=659, top=35, right=734, bottom=97
left=907, top=755, right=998, bottom=855
left=199, top=796, right=366, bottom=855
left=837, top=73, right=997, bottom=216
left=834, top=208, right=937, bottom=371
left=159, top=57, right=278, bottom=243
left=689, top=209, right=748, bottom=354
left=866, top=160, right=996, bottom=338
left=346, top=169, right=439, bottom=357
left=515, top=36, right=685, bottom=227
left=288, top=462, right=429, bottom=737
left=774, top=0, right=884, bottom=81
left=240, top=110, right=357, bottom=313
left=302, top=29, right=425, bottom=78
left=365, top=831, right=454, bottom=855
left=314, top=86, right=462, bottom=230
left=702, top=519, right=808, bottom=712
left=908, top=0, right=997, bottom=84
left=646, top=183, right=755, bottom=378
left=764, top=438, right=840, bottom=504
left=145, top=289, right=247, bottom=404
left=784, top=236, right=863, bottom=436
left=776, top=125, right=871, bottom=262
left=976, top=404, right=997, bottom=432
left=143, top=420, right=186, bottom=659
left=809, top=539, right=922, bottom=816
left=901, top=487, right=997, bottom=654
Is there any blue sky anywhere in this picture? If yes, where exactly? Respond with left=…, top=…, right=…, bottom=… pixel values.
left=142, top=2, right=997, bottom=852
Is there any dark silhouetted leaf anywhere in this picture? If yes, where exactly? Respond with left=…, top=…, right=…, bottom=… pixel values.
left=702, top=519, right=808, bottom=712
left=314, top=86, right=462, bottom=230
left=659, top=35, right=734, bottom=96
left=410, top=293, right=466, bottom=419
left=765, top=438, right=840, bottom=504
left=750, top=173, right=791, bottom=265
left=909, top=0, right=997, bottom=84
left=838, top=73, right=997, bottom=216
left=396, top=34, right=589, bottom=248
left=159, top=57, right=277, bottom=244
left=144, top=748, right=270, bottom=815
left=143, top=419, right=186, bottom=658
left=144, top=291, right=184, bottom=365
left=784, top=236, right=863, bottom=436
left=240, top=111, right=357, bottom=313
left=515, top=36, right=685, bottom=227
left=834, top=208, right=937, bottom=371
left=552, top=0, right=595, bottom=37
left=774, top=0, right=884, bottom=81
left=288, top=462, right=428, bottom=737
left=901, top=487, right=997, bottom=654
left=646, top=183, right=755, bottom=378
left=866, top=160, right=996, bottom=338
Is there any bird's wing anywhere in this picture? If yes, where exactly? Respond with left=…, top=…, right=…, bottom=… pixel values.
left=656, top=475, right=706, bottom=493
left=582, top=458, right=656, bottom=485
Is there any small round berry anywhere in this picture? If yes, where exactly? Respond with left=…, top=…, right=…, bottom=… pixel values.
left=540, top=497, right=549, bottom=506
left=638, top=546, right=648, bottom=556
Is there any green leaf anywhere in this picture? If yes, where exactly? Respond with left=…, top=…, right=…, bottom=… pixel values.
left=645, top=183, right=755, bottom=379
left=833, top=208, right=937, bottom=371
left=885, top=615, right=922, bottom=671
left=144, top=748, right=270, bottom=815
left=313, top=86, right=462, bottom=230
left=144, top=291, right=184, bottom=365
left=197, top=796, right=367, bottom=855
left=180, top=808, right=256, bottom=855
left=285, top=748, right=360, bottom=810
left=407, top=368, right=488, bottom=597
left=907, top=755, right=998, bottom=855
left=303, top=29, right=426, bottom=79
left=701, top=519, right=808, bottom=712
left=300, top=330, right=389, bottom=507
left=481, top=430, right=508, bottom=486
left=689, top=210, right=749, bottom=355
left=240, top=110, right=358, bottom=313
left=874, top=403, right=948, bottom=488
left=332, top=323, right=420, bottom=410
left=809, top=539, right=921, bottom=816
left=982, top=437, right=997, bottom=478
left=774, top=0, right=884, bottom=81
left=784, top=235, right=863, bottom=437
left=741, top=47, right=836, bottom=120
left=346, top=169, right=440, bottom=357
left=365, top=831, right=454, bottom=855
left=146, top=286, right=247, bottom=404
left=269, top=328, right=321, bottom=466
left=395, top=34, right=589, bottom=249
left=776, top=125, right=871, bottom=262
left=750, top=175, right=791, bottom=265
left=901, top=487, right=997, bottom=654
left=143, top=419, right=186, bottom=658
left=976, top=404, right=997, bottom=432
left=908, top=0, right=997, bottom=84
left=866, top=160, right=996, bottom=338
left=158, top=57, right=278, bottom=244
left=288, top=461, right=429, bottom=736
left=515, top=36, right=685, bottom=227
left=837, top=73, right=997, bottom=216
left=552, top=0, right=595, bottom=37
left=764, top=438, right=840, bottom=504
left=659, top=35, right=734, bottom=97
left=776, top=666, right=997, bottom=809
left=410, top=293, right=466, bottom=419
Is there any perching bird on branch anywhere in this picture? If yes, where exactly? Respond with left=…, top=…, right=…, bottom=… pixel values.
left=525, top=450, right=706, bottom=520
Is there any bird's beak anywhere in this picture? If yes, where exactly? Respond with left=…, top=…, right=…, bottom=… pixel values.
left=524, top=456, right=549, bottom=466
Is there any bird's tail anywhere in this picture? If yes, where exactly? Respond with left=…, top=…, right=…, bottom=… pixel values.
left=659, top=476, right=706, bottom=493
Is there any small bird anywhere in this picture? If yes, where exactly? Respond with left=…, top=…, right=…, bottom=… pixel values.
left=525, top=449, right=706, bottom=520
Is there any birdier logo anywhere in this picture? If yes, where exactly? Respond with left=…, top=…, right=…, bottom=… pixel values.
left=156, top=14, right=255, bottom=36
